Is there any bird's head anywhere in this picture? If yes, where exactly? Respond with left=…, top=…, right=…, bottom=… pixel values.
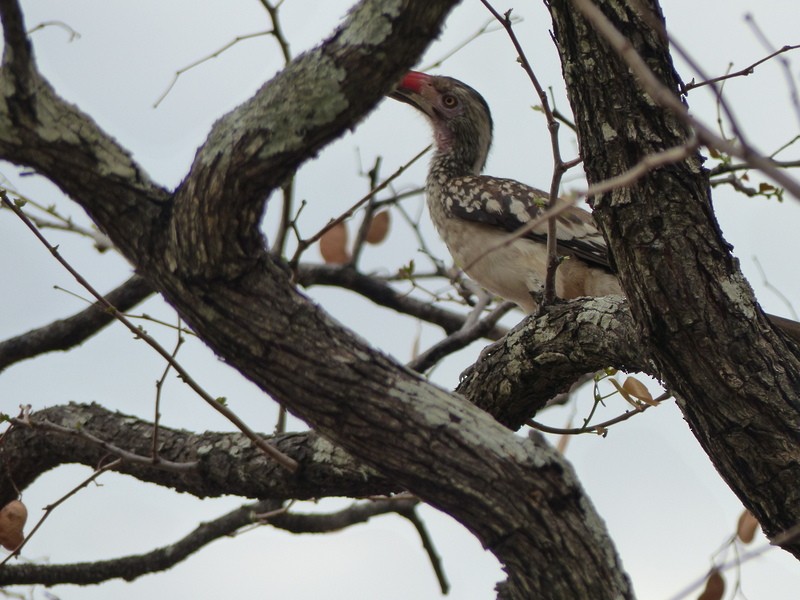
left=390, top=71, right=493, bottom=175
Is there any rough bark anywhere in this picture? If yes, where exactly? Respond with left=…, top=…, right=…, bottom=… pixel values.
left=0, top=0, right=635, bottom=597
left=458, top=295, right=646, bottom=428
left=548, top=0, right=800, bottom=556
left=0, top=403, right=390, bottom=506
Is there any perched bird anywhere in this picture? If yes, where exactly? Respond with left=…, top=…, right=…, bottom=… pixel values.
left=388, top=71, right=800, bottom=346
left=389, top=71, right=620, bottom=312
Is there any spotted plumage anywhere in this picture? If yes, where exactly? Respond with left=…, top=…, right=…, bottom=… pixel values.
left=390, top=71, right=621, bottom=312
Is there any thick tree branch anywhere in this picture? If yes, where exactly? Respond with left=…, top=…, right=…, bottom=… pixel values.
left=0, top=403, right=393, bottom=508
left=0, top=1, right=169, bottom=262
left=458, top=295, right=647, bottom=428
left=0, top=275, right=153, bottom=372
left=550, top=0, right=800, bottom=557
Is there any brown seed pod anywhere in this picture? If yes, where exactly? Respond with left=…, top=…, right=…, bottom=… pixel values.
left=365, top=210, right=390, bottom=245
left=0, top=500, right=28, bottom=551
left=319, top=221, right=350, bottom=264
left=736, top=509, right=759, bottom=544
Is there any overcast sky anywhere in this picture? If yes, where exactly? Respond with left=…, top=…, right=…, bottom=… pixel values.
left=2, top=1, right=800, bottom=599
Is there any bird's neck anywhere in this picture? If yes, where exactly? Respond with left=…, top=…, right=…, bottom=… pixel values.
left=429, top=146, right=484, bottom=181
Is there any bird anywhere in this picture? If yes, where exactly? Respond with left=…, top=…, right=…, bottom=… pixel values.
left=389, top=71, right=621, bottom=313
left=387, top=71, right=800, bottom=347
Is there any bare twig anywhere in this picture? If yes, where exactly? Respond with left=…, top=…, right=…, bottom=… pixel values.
left=422, top=16, right=513, bottom=71
left=0, top=499, right=283, bottom=585
left=153, top=31, right=272, bottom=108
left=395, top=504, right=450, bottom=595
left=0, top=458, right=122, bottom=566
left=288, top=145, right=430, bottom=271
left=0, top=187, right=114, bottom=251
left=1, top=191, right=298, bottom=472
left=526, top=391, right=670, bottom=435
left=0, top=274, right=153, bottom=372
left=752, top=256, right=798, bottom=321
left=258, top=0, right=291, bottom=63
left=480, top=1, right=578, bottom=306
left=407, top=300, right=515, bottom=373
left=709, top=157, right=800, bottom=177
left=665, top=520, right=800, bottom=600
left=153, top=321, right=185, bottom=462
left=10, top=417, right=198, bottom=473
left=572, top=0, right=800, bottom=200
left=681, top=44, right=800, bottom=94
left=296, top=263, right=508, bottom=340
left=26, top=20, right=80, bottom=41
left=349, top=155, right=382, bottom=267
left=744, top=16, right=800, bottom=128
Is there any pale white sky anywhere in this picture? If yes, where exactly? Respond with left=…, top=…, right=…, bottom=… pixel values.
left=2, top=1, right=800, bottom=599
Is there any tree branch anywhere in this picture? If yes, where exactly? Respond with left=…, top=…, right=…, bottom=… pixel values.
left=458, top=295, right=647, bottom=429
left=0, top=499, right=282, bottom=586
left=0, top=403, right=393, bottom=508
left=296, top=263, right=508, bottom=339
left=0, top=275, right=153, bottom=372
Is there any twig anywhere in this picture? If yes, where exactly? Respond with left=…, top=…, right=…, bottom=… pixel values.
left=407, top=301, right=515, bottom=373
left=0, top=499, right=283, bottom=586
left=258, top=0, right=291, bottom=64
left=26, top=20, right=80, bottom=41
left=0, top=275, right=153, bottom=372
left=395, top=504, right=450, bottom=595
left=1, top=191, right=298, bottom=472
left=744, top=16, right=800, bottom=128
left=526, top=391, right=670, bottom=435
left=681, top=44, right=800, bottom=94
left=422, top=16, right=513, bottom=71
left=664, top=521, right=800, bottom=600
left=752, top=256, right=798, bottom=320
left=0, top=458, right=121, bottom=566
left=572, top=0, right=800, bottom=201
left=288, top=145, right=430, bottom=271
left=480, top=1, right=578, bottom=306
left=153, top=31, right=272, bottom=108
left=10, top=417, right=198, bottom=472
left=709, top=157, right=800, bottom=177
left=349, top=155, right=382, bottom=267
left=153, top=321, right=185, bottom=462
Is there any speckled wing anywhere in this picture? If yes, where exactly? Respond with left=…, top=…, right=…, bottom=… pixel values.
left=444, top=175, right=613, bottom=270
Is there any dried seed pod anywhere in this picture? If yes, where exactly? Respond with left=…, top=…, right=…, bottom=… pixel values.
left=0, top=500, right=27, bottom=551
left=697, top=569, right=724, bottom=600
left=319, top=222, right=350, bottom=264
left=736, top=509, right=759, bottom=544
left=365, top=210, right=390, bottom=244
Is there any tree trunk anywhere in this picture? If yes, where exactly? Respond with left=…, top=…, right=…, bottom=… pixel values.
left=548, top=0, right=800, bottom=556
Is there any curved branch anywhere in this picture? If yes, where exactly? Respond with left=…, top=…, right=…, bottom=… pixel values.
left=267, top=497, right=418, bottom=533
left=0, top=403, right=393, bottom=507
left=297, top=263, right=507, bottom=339
left=458, top=296, right=648, bottom=429
left=0, top=0, right=169, bottom=261
left=0, top=499, right=282, bottom=586
left=0, top=275, right=153, bottom=372
left=0, top=497, right=423, bottom=587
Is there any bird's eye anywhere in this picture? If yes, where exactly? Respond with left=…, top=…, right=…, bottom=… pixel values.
left=442, top=94, right=458, bottom=108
